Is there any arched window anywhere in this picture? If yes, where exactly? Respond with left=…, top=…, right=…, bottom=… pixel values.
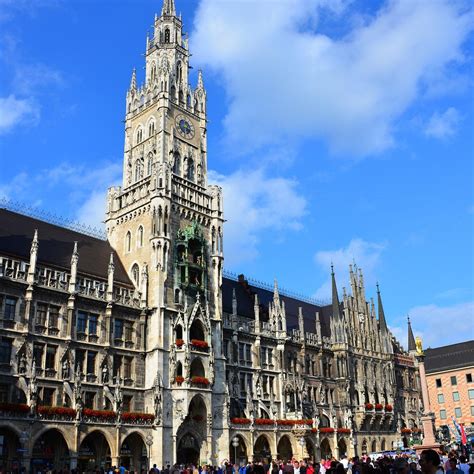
left=131, top=263, right=140, bottom=287
left=134, top=158, right=144, bottom=182
left=187, top=157, right=194, bottom=181
left=148, top=121, right=155, bottom=137
left=150, top=63, right=156, bottom=83
left=125, top=231, right=132, bottom=253
left=164, top=28, right=170, bottom=43
left=137, top=226, right=144, bottom=248
left=173, top=152, right=181, bottom=175
left=170, top=85, right=176, bottom=102
left=136, top=128, right=143, bottom=144
left=176, top=62, right=182, bottom=82
left=178, top=90, right=184, bottom=105
left=186, top=94, right=191, bottom=108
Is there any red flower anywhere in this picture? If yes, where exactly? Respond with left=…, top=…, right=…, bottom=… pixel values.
left=0, top=403, right=30, bottom=414
left=191, top=376, right=210, bottom=385
left=255, top=418, right=274, bottom=425
left=191, top=339, right=209, bottom=349
left=231, top=418, right=251, bottom=424
left=38, top=406, right=76, bottom=417
left=83, top=408, right=116, bottom=420
left=319, top=427, right=335, bottom=434
left=121, top=412, right=155, bottom=422
left=365, top=403, right=374, bottom=410
left=337, top=428, right=351, bottom=434
left=176, top=339, right=184, bottom=347
left=311, top=428, right=318, bottom=433
left=375, top=403, right=384, bottom=410
left=175, top=376, right=184, bottom=384
left=385, top=404, right=393, bottom=412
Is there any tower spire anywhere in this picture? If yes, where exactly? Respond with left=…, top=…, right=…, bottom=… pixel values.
left=407, top=315, right=416, bottom=352
left=162, top=0, right=176, bottom=16
left=376, top=282, right=388, bottom=332
left=130, top=68, right=137, bottom=91
left=331, top=264, right=341, bottom=319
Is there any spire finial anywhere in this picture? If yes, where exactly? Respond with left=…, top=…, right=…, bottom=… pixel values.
left=377, top=282, right=388, bottom=332
left=407, top=315, right=416, bottom=352
left=161, top=0, right=176, bottom=16
left=130, top=68, right=137, bottom=91
left=198, top=70, right=204, bottom=89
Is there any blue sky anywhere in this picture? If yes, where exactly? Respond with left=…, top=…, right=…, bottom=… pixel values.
left=0, top=0, right=473, bottom=349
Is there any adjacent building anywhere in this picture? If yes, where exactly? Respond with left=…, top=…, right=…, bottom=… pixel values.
left=0, top=0, right=422, bottom=471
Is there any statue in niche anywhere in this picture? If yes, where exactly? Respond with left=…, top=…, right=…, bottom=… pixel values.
left=114, top=379, right=123, bottom=417
left=62, top=358, right=70, bottom=380
left=319, top=385, right=326, bottom=404
left=153, top=375, right=163, bottom=424
left=18, top=353, right=27, bottom=375
left=102, top=363, right=109, bottom=384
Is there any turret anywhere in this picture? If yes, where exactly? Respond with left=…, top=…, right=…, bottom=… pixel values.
left=27, top=229, right=39, bottom=286
left=68, top=242, right=78, bottom=294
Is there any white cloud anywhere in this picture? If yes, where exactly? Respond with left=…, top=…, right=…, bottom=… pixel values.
left=0, top=94, right=39, bottom=133
left=392, top=301, right=474, bottom=349
left=314, top=238, right=386, bottom=299
left=209, top=168, right=306, bottom=266
left=76, top=190, right=108, bottom=229
left=192, top=0, right=473, bottom=156
left=424, top=107, right=461, bottom=139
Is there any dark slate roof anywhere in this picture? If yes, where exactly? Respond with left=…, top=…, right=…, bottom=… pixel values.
left=222, top=275, right=332, bottom=337
left=424, top=340, right=474, bottom=373
left=0, top=209, right=131, bottom=285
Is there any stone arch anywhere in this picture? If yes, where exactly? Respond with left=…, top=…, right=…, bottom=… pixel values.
left=337, top=438, right=348, bottom=458
left=189, top=318, right=205, bottom=341
left=0, top=426, right=21, bottom=471
left=78, top=429, right=115, bottom=470
left=305, top=437, right=317, bottom=462
left=277, top=435, right=293, bottom=462
left=371, top=439, right=377, bottom=453
left=320, top=438, right=332, bottom=460
left=190, top=357, right=205, bottom=378
left=229, top=433, right=248, bottom=464
left=381, top=438, right=386, bottom=451
left=120, top=431, right=147, bottom=473
left=254, top=434, right=271, bottom=462
left=32, top=428, right=71, bottom=472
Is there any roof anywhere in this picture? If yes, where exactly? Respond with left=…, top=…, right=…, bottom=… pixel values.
left=424, top=340, right=474, bottom=373
left=221, top=275, right=332, bottom=337
left=0, top=208, right=131, bottom=285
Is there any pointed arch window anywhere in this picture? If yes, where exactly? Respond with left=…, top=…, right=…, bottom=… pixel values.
left=186, top=94, right=191, bottom=108
left=134, top=158, right=144, bottom=182
left=178, top=90, right=184, bottom=105
left=131, top=264, right=140, bottom=287
left=176, top=62, right=182, bottom=83
left=170, top=85, right=176, bottom=102
left=148, top=121, right=155, bottom=137
left=150, top=63, right=156, bottom=83
left=137, top=226, right=144, bottom=248
left=147, top=153, right=153, bottom=175
left=187, top=157, right=195, bottom=182
left=173, top=152, right=181, bottom=176
left=136, top=128, right=143, bottom=144
left=164, top=28, right=170, bottom=43
left=125, top=232, right=132, bottom=253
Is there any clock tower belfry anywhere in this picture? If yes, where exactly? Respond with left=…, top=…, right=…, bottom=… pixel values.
left=105, top=0, right=227, bottom=465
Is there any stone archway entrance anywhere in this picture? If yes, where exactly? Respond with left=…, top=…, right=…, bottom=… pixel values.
left=177, top=433, right=200, bottom=465
left=121, top=433, right=147, bottom=472
left=31, top=429, right=70, bottom=473
left=229, top=435, right=247, bottom=464
left=277, top=436, right=293, bottom=461
left=0, top=427, right=21, bottom=472
left=320, top=438, right=332, bottom=460
left=337, top=438, right=347, bottom=458
left=78, top=431, right=111, bottom=472
left=254, top=435, right=271, bottom=462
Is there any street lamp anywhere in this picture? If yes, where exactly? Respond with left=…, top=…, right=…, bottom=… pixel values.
left=299, top=437, right=305, bottom=460
left=232, top=436, right=239, bottom=464
left=146, top=434, right=153, bottom=473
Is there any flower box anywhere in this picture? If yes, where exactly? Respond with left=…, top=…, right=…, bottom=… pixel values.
left=311, top=428, right=318, bottom=433
left=385, top=404, right=393, bottom=412
left=38, top=406, right=76, bottom=418
left=375, top=403, right=384, bottom=410
left=412, top=428, right=422, bottom=433
left=176, top=339, right=184, bottom=347
left=191, top=376, right=209, bottom=385
left=319, top=427, right=335, bottom=434
left=121, top=412, right=155, bottom=423
left=83, top=408, right=116, bottom=421
left=401, top=428, right=412, bottom=434
left=231, top=417, right=251, bottom=424
left=0, top=403, right=29, bottom=414
left=191, top=339, right=209, bottom=349
left=255, top=418, right=274, bottom=425
left=337, top=428, right=351, bottom=434
left=175, top=376, right=184, bottom=384
left=365, top=403, right=374, bottom=410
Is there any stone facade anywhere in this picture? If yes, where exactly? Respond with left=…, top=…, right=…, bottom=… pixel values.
left=0, top=0, right=422, bottom=471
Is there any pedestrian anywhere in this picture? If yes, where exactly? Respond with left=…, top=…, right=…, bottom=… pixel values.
left=457, top=457, right=469, bottom=474
left=446, top=459, right=463, bottom=474
left=419, top=450, right=443, bottom=474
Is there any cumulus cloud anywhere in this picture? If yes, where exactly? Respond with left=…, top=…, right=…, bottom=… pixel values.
left=0, top=94, right=39, bottom=133
left=192, top=0, right=473, bottom=156
left=424, top=107, right=461, bottom=139
left=391, top=301, right=474, bottom=349
left=209, top=168, right=306, bottom=266
left=314, top=238, right=386, bottom=299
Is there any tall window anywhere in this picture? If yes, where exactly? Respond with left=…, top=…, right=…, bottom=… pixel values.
left=136, top=128, right=143, bottom=144
left=131, top=264, right=140, bottom=287
left=4, top=297, right=16, bottom=320
left=124, top=357, right=132, bottom=379
left=114, top=319, right=124, bottom=340
left=436, top=378, right=442, bottom=388
left=453, top=392, right=460, bottom=401
left=77, top=311, right=87, bottom=334
left=36, top=303, right=47, bottom=326
left=87, top=352, right=96, bottom=375
left=451, top=376, right=457, bottom=386
left=45, top=346, right=56, bottom=370
left=85, top=392, right=95, bottom=409
left=137, top=226, right=144, bottom=248
left=33, top=344, right=44, bottom=367
left=0, top=338, right=12, bottom=364
left=76, top=349, right=85, bottom=373
left=187, top=158, right=195, bottom=181
left=42, top=388, right=55, bottom=407
left=126, top=232, right=132, bottom=252
left=88, top=314, right=98, bottom=336
left=454, top=407, right=462, bottom=417
left=48, top=306, right=59, bottom=329
left=173, top=153, right=181, bottom=175
left=176, top=62, right=182, bottom=82
left=164, top=28, right=170, bottom=43
left=468, top=389, right=474, bottom=399
left=437, top=394, right=445, bottom=403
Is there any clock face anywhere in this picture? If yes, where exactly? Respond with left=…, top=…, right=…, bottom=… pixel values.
left=175, top=115, right=195, bottom=139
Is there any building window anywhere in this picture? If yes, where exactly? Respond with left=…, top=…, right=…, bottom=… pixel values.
left=451, top=376, right=457, bottom=386
left=77, top=311, right=87, bottom=334
left=4, top=297, right=17, bottom=320
left=123, top=357, right=132, bottom=380
left=48, top=306, right=59, bottom=328
left=36, top=303, right=47, bottom=326
left=125, top=232, right=132, bottom=253
left=435, top=378, right=442, bottom=388
left=454, top=407, right=462, bottom=418
left=77, top=311, right=99, bottom=337
left=89, top=314, right=98, bottom=336
left=137, top=226, right=144, bottom=247
left=131, top=264, right=140, bottom=287
left=437, top=394, right=445, bottom=403
left=42, top=388, right=55, bottom=406
left=45, top=346, right=56, bottom=370
left=123, top=395, right=132, bottom=412
left=468, top=389, right=474, bottom=399
left=85, top=392, right=95, bottom=409
left=113, top=355, right=122, bottom=378
left=467, top=373, right=473, bottom=383
left=439, top=409, right=447, bottom=419
left=471, top=406, right=474, bottom=416
left=87, top=352, right=96, bottom=375
left=33, top=344, right=44, bottom=367
left=124, top=322, right=133, bottom=342
left=0, top=384, right=8, bottom=403
left=114, top=319, right=124, bottom=340
left=453, top=392, right=460, bottom=402
left=76, top=349, right=85, bottom=373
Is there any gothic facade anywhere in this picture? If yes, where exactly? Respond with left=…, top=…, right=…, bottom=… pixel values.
left=0, top=0, right=422, bottom=471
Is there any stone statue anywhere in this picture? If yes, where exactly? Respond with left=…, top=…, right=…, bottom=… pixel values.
left=114, top=380, right=123, bottom=415
left=184, top=348, right=191, bottom=380
left=319, top=384, right=326, bottom=404
left=415, top=336, right=424, bottom=355
left=344, top=408, right=353, bottom=430
left=102, top=363, right=109, bottom=384
left=169, top=344, right=176, bottom=380
left=209, top=352, right=215, bottom=385
left=62, top=358, right=70, bottom=380
left=231, top=374, right=240, bottom=398
left=313, top=412, right=320, bottom=429
left=332, top=411, right=338, bottom=429
left=154, top=375, right=163, bottom=424
left=256, top=379, right=262, bottom=398
left=18, top=353, right=27, bottom=374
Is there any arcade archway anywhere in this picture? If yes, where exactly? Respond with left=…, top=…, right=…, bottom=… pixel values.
left=78, top=431, right=111, bottom=472
left=371, top=440, right=377, bottom=453
left=120, top=433, right=147, bottom=472
left=254, top=435, right=271, bottom=462
left=0, top=427, right=20, bottom=472
left=229, top=435, right=247, bottom=464
left=277, top=435, right=293, bottom=461
left=177, top=433, right=200, bottom=465
left=320, top=438, right=332, bottom=460
left=32, top=429, right=70, bottom=473
left=338, top=439, right=347, bottom=458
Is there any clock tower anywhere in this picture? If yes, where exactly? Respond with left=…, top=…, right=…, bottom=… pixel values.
left=105, top=0, right=227, bottom=464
